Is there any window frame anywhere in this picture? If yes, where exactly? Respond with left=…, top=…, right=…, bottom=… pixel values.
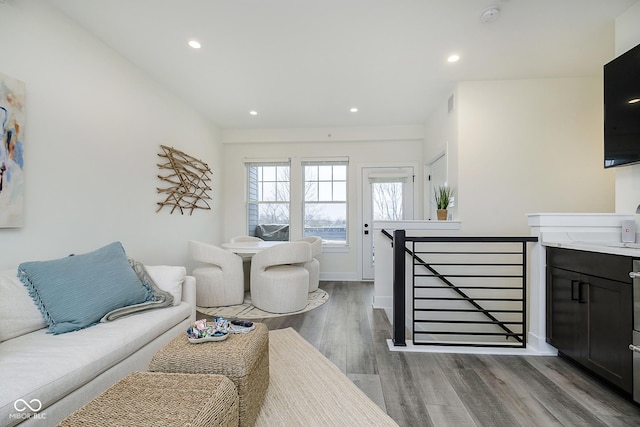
left=302, top=158, right=349, bottom=247
left=245, top=160, right=291, bottom=239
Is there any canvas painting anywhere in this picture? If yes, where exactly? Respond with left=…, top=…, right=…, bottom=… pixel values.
left=0, top=72, right=25, bottom=227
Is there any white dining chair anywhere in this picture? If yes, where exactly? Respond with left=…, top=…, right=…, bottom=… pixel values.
left=188, top=240, right=245, bottom=307
left=299, top=236, right=322, bottom=292
left=250, top=241, right=312, bottom=313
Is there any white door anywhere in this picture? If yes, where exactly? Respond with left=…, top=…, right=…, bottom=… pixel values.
left=361, top=167, right=414, bottom=280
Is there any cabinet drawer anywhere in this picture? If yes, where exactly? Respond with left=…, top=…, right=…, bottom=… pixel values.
left=546, top=247, right=633, bottom=283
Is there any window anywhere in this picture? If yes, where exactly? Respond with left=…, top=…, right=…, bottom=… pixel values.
left=372, top=182, right=403, bottom=221
left=246, top=161, right=290, bottom=240
left=303, top=160, right=348, bottom=245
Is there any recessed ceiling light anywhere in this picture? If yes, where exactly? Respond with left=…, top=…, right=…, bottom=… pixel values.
left=188, top=40, right=201, bottom=49
left=350, top=107, right=358, bottom=113
left=447, top=54, right=460, bottom=63
left=480, top=6, right=501, bottom=23
left=249, top=110, right=258, bottom=116
left=629, top=98, right=640, bottom=104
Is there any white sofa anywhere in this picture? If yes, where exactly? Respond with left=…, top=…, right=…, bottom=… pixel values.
left=0, top=266, right=196, bottom=427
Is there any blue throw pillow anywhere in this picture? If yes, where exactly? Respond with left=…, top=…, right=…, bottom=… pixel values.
left=18, top=242, right=153, bottom=334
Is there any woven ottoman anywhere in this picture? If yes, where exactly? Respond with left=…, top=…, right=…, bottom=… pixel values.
left=57, top=371, right=238, bottom=427
left=149, top=323, right=269, bottom=427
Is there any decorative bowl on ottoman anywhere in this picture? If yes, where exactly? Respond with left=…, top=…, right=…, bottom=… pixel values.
left=148, top=323, right=269, bottom=427
left=187, top=318, right=230, bottom=343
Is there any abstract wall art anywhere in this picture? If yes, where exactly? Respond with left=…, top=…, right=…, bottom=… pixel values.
left=0, top=72, right=26, bottom=228
left=156, top=145, right=212, bottom=215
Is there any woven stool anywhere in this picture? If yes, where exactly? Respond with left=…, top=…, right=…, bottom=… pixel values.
left=149, top=323, right=269, bottom=427
left=57, top=371, right=238, bottom=427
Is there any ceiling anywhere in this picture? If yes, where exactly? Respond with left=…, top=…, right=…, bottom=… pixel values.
left=49, top=0, right=638, bottom=130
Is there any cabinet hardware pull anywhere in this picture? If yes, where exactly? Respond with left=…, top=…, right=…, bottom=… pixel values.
left=578, top=282, right=587, bottom=304
left=571, top=280, right=579, bottom=301
left=630, top=272, right=640, bottom=279
left=629, top=344, right=640, bottom=353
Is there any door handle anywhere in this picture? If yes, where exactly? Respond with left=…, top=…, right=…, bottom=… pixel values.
left=629, top=344, right=640, bottom=353
left=630, top=272, right=640, bottom=279
left=570, top=280, right=578, bottom=301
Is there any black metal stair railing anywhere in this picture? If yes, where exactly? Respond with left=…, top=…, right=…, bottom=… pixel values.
left=381, top=229, right=521, bottom=343
left=387, top=229, right=537, bottom=348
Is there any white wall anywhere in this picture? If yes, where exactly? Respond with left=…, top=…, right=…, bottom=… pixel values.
left=425, top=77, right=615, bottom=235
left=0, top=1, right=221, bottom=270
left=613, top=2, right=640, bottom=215
left=424, top=89, right=459, bottom=220
left=221, top=128, right=423, bottom=280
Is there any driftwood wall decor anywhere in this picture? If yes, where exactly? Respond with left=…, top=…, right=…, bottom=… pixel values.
left=156, top=145, right=212, bottom=215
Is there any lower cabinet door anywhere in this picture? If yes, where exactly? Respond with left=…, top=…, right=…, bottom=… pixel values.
left=546, top=247, right=634, bottom=395
left=546, top=267, right=583, bottom=362
left=583, top=275, right=633, bottom=393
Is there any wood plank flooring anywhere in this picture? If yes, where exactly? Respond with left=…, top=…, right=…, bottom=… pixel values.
left=198, top=281, right=640, bottom=426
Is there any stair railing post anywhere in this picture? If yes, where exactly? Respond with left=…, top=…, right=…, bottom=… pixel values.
left=393, top=229, right=407, bottom=346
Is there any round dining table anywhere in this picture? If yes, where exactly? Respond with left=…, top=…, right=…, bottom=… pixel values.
left=221, top=240, right=285, bottom=255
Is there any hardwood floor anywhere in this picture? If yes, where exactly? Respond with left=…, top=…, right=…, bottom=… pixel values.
left=199, top=281, right=640, bottom=426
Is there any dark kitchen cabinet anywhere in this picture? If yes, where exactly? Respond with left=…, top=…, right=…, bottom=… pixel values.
left=546, top=247, right=633, bottom=393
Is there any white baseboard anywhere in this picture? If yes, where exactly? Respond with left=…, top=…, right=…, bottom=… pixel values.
left=372, top=297, right=393, bottom=324
left=527, top=332, right=558, bottom=355
left=319, top=272, right=359, bottom=281
left=387, top=339, right=557, bottom=356
left=372, top=296, right=392, bottom=311
left=385, top=332, right=559, bottom=356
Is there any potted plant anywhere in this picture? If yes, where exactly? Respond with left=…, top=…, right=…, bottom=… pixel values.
left=434, top=185, right=453, bottom=220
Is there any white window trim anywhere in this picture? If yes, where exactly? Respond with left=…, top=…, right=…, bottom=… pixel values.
left=245, top=160, right=292, bottom=238
left=301, top=158, right=349, bottom=246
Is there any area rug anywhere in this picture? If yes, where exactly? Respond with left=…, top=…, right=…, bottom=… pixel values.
left=257, top=328, right=399, bottom=426
left=196, top=288, right=328, bottom=319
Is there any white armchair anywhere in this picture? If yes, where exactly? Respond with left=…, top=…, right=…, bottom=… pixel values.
left=188, top=240, right=245, bottom=307
left=250, top=241, right=312, bottom=313
left=299, top=236, right=322, bottom=292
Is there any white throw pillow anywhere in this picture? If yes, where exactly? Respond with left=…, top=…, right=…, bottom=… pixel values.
left=0, top=269, right=47, bottom=342
left=144, top=265, right=185, bottom=306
